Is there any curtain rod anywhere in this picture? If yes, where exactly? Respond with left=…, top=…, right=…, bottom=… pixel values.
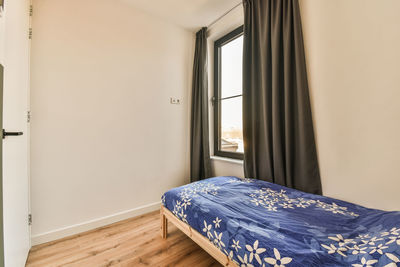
left=207, top=2, right=242, bottom=29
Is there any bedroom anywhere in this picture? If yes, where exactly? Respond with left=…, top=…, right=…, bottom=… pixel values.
left=0, top=0, right=399, bottom=266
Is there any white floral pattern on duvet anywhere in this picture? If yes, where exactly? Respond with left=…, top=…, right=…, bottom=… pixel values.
left=321, top=228, right=400, bottom=267
left=203, top=216, right=400, bottom=267
left=204, top=216, right=293, bottom=267
left=249, top=187, right=359, bottom=217
left=172, top=182, right=220, bottom=222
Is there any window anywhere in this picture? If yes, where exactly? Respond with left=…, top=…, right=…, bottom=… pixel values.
left=213, top=26, right=244, bottom=160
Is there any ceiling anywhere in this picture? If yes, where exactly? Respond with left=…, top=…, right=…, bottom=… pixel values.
left=119, top=0, right=241, bottom=32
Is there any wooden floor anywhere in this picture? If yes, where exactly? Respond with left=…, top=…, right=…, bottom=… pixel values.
left=26, top=210, right=221, bottom=267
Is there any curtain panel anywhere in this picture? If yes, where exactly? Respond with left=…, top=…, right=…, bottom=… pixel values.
left=242, top=0, right=322, bottom=194
left=190, top=27, right=211, bottom=182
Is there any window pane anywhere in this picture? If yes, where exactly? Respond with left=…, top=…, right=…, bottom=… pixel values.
left=220, top=96, right=243, bottom=153
left=221, top=36, right=243, bottom=98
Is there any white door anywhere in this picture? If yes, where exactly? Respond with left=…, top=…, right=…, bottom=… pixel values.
left=1, top=0, right=31, bottom=266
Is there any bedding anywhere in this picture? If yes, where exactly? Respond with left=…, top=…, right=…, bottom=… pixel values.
left=162, top=176, right=400, bottom=267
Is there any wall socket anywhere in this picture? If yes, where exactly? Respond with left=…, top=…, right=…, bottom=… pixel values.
left=170, top=98, right=181, bottom=105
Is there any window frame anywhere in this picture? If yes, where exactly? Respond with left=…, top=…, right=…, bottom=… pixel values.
left=213, top=26, right=244, bottom=160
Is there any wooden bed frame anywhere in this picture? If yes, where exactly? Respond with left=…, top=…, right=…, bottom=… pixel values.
left=160, top=206, right=238, bottom=267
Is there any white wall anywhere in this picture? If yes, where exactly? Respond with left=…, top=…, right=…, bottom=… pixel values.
left=209, top=1, right=400, bottom=211
left=299, top=0, right=400, bottom=211
left=30, top=0, right=194, bottom=244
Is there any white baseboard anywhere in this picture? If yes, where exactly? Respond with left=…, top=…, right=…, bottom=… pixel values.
left=31, top=201, right=161, bottom=246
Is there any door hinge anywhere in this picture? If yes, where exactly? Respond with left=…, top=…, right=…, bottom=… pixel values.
left=29, top=5, right=33, bottom=17
left=27, top=111, right=31, bottom=123
left=29, top=28, right=33, bottom=39
left=28, top=214, right=32, bottom=225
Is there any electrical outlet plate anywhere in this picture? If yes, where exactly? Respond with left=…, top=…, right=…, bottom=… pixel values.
left=170, top=98, right=181, bottom=105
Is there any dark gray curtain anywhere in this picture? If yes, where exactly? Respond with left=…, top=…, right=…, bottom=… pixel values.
left=190, top=27, right=211, bottom=182
left=242, top=0, right=322, bottom=194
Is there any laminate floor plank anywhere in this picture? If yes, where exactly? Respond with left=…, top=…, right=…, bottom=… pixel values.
left=26, top=210, right=221, bottom=267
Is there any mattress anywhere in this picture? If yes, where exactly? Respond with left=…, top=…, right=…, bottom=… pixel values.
left=162, top=176, right=400, bottom=267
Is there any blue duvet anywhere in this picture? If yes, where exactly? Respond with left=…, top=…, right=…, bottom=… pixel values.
left=162, top=176, right=400, bottom=267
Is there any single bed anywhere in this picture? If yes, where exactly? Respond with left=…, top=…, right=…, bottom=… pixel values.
left=161, top=176, right=400, bottom=267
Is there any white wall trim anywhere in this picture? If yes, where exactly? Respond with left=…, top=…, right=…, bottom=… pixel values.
left=31, top=201, right=161, bottom=246
left=211, top=156, right=243, bottom=165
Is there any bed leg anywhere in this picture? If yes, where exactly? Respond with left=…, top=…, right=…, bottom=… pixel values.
left=161, top=208, right=168, bottom=239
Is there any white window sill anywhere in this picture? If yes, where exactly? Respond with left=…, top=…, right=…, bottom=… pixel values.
left=210, top=156, right=243, bottom=165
